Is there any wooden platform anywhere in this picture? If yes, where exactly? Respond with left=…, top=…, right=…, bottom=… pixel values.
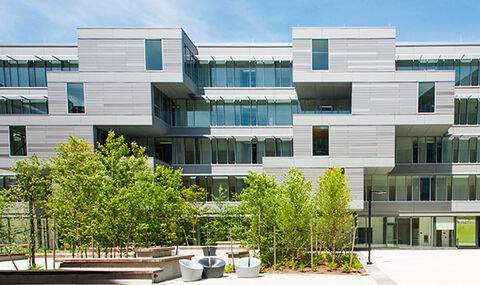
left=0, top=268, right=163, bottom=284
left=57, top=254, right=194, bottom=282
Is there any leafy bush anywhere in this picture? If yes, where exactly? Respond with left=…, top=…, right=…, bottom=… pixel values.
left=326, top=261, right=338, bottom=271
left=341, top=262, right=351, bottom=273
left=27, top=264, right=44, bottom=270
left=352, top=257, right=363, bottom=271
left=224, top=263, right=235, bottom=273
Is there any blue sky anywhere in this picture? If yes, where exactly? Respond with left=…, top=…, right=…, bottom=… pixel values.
left=1, top=0, right=479, bottom=44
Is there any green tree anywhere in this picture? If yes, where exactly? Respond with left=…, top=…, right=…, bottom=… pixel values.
left=11, top=154, right=51, bottom=266
left=315, top=168, right=355, bottom=262
left=276, top=168, right=314, bottom=262
left=153, top=166, right=206, bottom=246
left=49, top=136, right=105, bottom=256
left=96, top=131, right=154, bottom=254
left=238, top=171, right=278, bottom=266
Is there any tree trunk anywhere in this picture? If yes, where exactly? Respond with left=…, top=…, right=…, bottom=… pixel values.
left=28, top=199, right=36, bottom=267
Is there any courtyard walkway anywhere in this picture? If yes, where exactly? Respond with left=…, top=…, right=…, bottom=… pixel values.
left=359, top=249, right=480, bottom=285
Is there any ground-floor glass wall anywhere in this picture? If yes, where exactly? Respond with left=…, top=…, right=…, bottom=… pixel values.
left=356, top=216, right=461, bottom=248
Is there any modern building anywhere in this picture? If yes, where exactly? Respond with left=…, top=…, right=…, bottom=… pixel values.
left=1, top=27, right=479, bottom=248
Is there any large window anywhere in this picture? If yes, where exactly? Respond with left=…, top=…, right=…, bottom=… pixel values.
left=9, top=126, right=27, bottom=156
left=312, top=126, right=329, bottom=156
left=455, top=98, right=480, bottom=125
left=170, top=137, right=292, bottom=164
left=145, top=39, right=163, bottom=70
left=365, top=174, right=480, bottom=202
left=396, top=136, right=480, bottom=164
left=67, top=83, right=85, bottom=113
left=312, top=39, right=329, bottom=70
left=0, top=60, right=78, bottom=87
left=396, top=59, right=480, bottom=87
left=198, top=60, right=292, bottom=88
left=0, top=99, right=48, bottom=115
left=183, top=175, right=246, bottom=201
left=418, top=82, right=435, bottom=113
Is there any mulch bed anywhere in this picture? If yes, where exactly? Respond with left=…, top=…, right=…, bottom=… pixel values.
left=263, top=265, right=367, bottom=275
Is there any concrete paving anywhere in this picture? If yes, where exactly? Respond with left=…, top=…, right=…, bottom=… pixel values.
left=359, top=249, right=480, bottom=285
left=163, top=273, right=374, bottom=285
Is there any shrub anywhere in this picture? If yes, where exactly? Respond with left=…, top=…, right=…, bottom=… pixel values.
left=298, top=263, right=306, bottom=272
left=341, top=262, right=351, bottom=273
left=28, top=264, right=44, bottom=270
left=224, top=263, right=235, bottom=273
left=352, top=258, right=363, bottom=271
left=326, top=261, right=338, bottom=271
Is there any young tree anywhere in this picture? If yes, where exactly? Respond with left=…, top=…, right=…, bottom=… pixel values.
left=11, top=154, right=51, bottom=267
left=152, top=166, right=206, bottom=246
left=96, top=131, right=154, bottom=253
left=49, top=136, right=105, bottom=257
left=238, top=171, right=278, bottom=266
left=276, top=168, right=314, bottom=262
left=315, top=168, right=355, bottom=262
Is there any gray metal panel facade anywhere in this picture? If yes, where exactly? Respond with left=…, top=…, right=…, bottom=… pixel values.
left=329, top=38, right=395, bottom=72
left=84, top=82, right=151, bottom=116
left=78, top=39, right=145, bottom=72
left=27, top=125, right=94, bottom=157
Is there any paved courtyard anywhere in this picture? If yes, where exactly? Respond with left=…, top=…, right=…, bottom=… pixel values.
left=359, top=249, right=480, bottom=285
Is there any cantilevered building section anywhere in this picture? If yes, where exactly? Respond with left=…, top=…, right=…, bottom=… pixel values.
left=1, top=26, right=480, bottom=248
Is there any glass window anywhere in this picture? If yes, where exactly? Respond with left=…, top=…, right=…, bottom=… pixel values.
left=226, top=61, right=235, bottom=87
left=216, top=139, right=228, bottom=164
left=275, top=102, right=292, bottom=125
left=418, top=82, right=435, bottom=113
left=418, top=137, right=426, bottom=163
left=467, top=99, right=478, bottom=125
left=17, top=61, right=29, bottom=86
left=396, top=176, right=407, bottom=201
left=312, top=126, right=329, bottom=156
left=213, top=61, right=226, bottom=87
left=458, top=99, right=468, bottom=125
left=195, top=100, right=211, bottom=127
left=236, top=140, right=251, bottom=164
left=34, top=61, right=46, bottom=87
left=145, top=39, right=163, bottom=70
left=426, top=137, right=436, bottom=163
left=227, top=138, right=235, bottom=164
left=9, top=126, right=27, bottom=156
left=198, top=138, right=211, bottom=164
left=312, top=39, right=329, bottom=70
left=420, top=177, right=430, bottom=201
left=469, top=137, right=477, bottom=163
left=67, top=83, right=85, bottom=113
left=458, top=138, right=470, bottom=163
left=184, top=138, right=195, bottom=164
left=29, top=99, right=48, bottom=114
left=240, top=100, right=251, bottom=126
left=264, top=138, right=276, bottom=157
left=436, top=176, right=447, bottom=201
left=472, top=59, right=479, bottom=86
left=224, top=101, right=235, bottom=126
left=264, top=61, right=275, bottom=87
left=257, top=100, right=268, bottom=126
left=235, top=61, right=251, bottom=87
left=371, top=175, right=388, bottom=201
left=460, top=60, right=472, bottom=86
left=396, top=137, right=413, bottom=163
left=453, top=176, right=469, bottom=200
